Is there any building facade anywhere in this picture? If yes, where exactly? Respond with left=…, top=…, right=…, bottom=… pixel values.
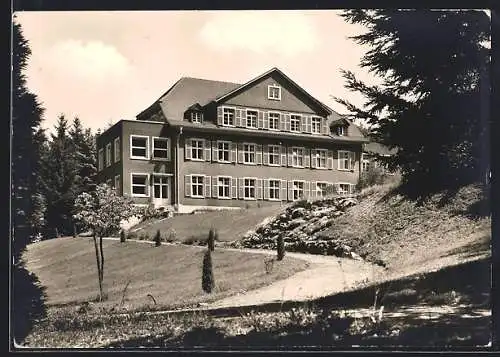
left=96, top=68, right=368, bottom=213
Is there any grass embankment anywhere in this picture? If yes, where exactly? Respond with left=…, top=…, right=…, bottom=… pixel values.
left=131, top=205, right=283, bottom=243
left=23, top=237, right=308, bottom=312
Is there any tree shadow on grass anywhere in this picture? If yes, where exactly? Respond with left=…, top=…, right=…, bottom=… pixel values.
left=12, top=263, right=47, bottom=346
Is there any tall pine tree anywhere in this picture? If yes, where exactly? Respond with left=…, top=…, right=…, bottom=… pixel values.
left=335, top=10, right=490, bottom=195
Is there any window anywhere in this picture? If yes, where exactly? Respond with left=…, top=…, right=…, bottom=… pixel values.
left=131, top=174, right=149, bottom=197
left=152, top=137, right=169, bottom=160
left=218, top=141, right=230, bottom=162
left=268, top=145, right=280, bottom=166
left=268, top=112, right=280, bottom=130
left=191, top=175, right=204, bottom=197
left=218, top=177, right=230, bottom=198
left=292, top=147, right=305, bottom=167
left=292, top=181, right=304, bottom=201
left=316, top=182, right=328, bottom=198
left=153, top=175, right=169, bottom=199
left=246, top=110, right=258, bottom=128
left=362, top=154, right=370, bottom=172
left=191, top=139, right=204, bottom=160
left=114, top=175, right=120, bottom=194
left=312, top=117, right=322, bottom=134
left=268, top=85, right=281, bottom=100
left=105, top=143, right=112, bottom=167
left=338, top=183, right=352, bottom=196
left=222, top=108, right=235, bottom=126
left=338, top=150, right=352, bottom=170
left=269, top=180, right=280, bottom=200
left=130, top=135, right=149, bottom=159
left=98, top=149, right=104, bottom=171
left=290, top=115, right=301, bottom=132
left=244, top=178, right=256, bottom=199
left=191, top=111, right=202, bottom=123
left=313, top=149, right=327, bottom=169
left=337, top=126, right=346, bottom=136
left=243, top=143, right=256, bottom=164
left=114, top=137, right=120, bottom=162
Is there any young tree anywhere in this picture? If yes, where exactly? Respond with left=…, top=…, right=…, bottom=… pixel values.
left=335, top=10, right=490, bottom=195
left=207, top=228, right=217, bottom=252
left=277, top=234, right=285, bottom=261
left=154, top=229, right=162, bottom=247
left=73, top=183, right=138, bottom=301
left=202, top=249, right=215, bottom=293
left=120, top=229, right=126, bottom=243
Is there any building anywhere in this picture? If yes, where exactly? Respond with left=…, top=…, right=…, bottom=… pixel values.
left=96, top=68, right=368, bottom=213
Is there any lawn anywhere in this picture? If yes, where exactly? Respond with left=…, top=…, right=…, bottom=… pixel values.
left=131, top=204, right=284, bottom=243
left=24, top=237, right=309, bottom=311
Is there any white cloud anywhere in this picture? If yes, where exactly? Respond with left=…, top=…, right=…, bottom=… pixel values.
left=43, top=39, right=132, bottom=81
left=198, top=11, right=320, bottom=56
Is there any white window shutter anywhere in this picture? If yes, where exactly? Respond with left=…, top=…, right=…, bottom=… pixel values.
left=280, top=180, right=287, bottom=201
left=231, top=142, right=237, bottom=163
left=240, top=109, right=247, bottom=127
left=305, top=181, right=311, bottom=200
left=310, top=181, right=317, bottom=198
left=185, top=175, right=192, bottom=197
left=257, top=111, right=264, bottom=129
left=217, top=107, right=223, bottom=125
left=311, top=149, right=317, bottom=168
left=280, top=146, right=287, bottom=166
left=321, top=118, right=328, bottom=135
left=327, top=150, right=334, bottom=170
left=263, top=145, right=269, bottom=165
left=238, top=143, right=244, bottom=163
left=231, top=177, right=238, bottom=199
left=212, top=176, right=218, bottom=198
left=238, top=178, right=244, bottom=199
left=256, top=179, right=263, bottom=200
left=287, top=146, right=293, bottom=167
left=304, top=148, right=310, bottom=168
left=234, top=109, right=241, bottom=127
left=212, top=141, right=218, bottom=162
left=185, top=138, right=192, bottom=160
left=350, top=151, right=356, bottom=170
left=263, top=112, right=269, bottom=129
left=204, top=140, right=211, bottom=161
left=288, top=180, right=294, bottom=201
left=306, top=116, right=312, bottom=133
left=263, top=179, right=269, bottom=200
left=204, top=176, right=211, bottom=197
left=300, top=116, right=307, bottom=132
left=285, top=114, right=291, bottom=131
left=256, top=145, right=263, bottom=165
left=279, top=113, right=286, bottom=131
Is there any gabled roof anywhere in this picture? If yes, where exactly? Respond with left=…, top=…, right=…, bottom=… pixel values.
left=136, top=77, right=241, bottom=122
left=214, top=67, right=333, bottom=116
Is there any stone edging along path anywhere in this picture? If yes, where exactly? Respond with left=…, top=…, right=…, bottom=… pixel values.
left=102, top=237, right=385, bottom=312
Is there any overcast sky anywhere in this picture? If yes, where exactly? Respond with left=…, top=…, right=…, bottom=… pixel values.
left=15, top=10, right=380, bottom=134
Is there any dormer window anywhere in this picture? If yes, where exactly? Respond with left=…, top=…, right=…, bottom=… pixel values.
left=268, top=85, right=281, bottom=100
left=191, top=111, right=203, bottom=123
left=336, top=126, right=346, bottom=136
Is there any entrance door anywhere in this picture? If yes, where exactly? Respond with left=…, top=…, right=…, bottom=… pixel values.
left=152, top=175, right=170, bottom=208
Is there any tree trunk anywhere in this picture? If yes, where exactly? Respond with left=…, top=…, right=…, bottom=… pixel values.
left=92, top=233, right=103, bottom=301
left=99, top=235, right=105, bottom=299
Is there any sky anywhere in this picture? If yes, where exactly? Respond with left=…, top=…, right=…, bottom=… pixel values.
left=15, top=10, right=380, bottom=134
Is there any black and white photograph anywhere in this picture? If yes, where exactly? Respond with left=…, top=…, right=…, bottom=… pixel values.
left=10, top=7, right=493, bottom=350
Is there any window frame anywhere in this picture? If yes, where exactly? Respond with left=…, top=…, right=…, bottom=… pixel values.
left=130, top=173, right=150, bottom=197
left=114, top=174, right=121, bottom=194
left=268, top=178, right=281, bottom=201
left=290, top=115, right=301, bottom=132
left=243, top=142, right=257, bottom=165
left=268, top=85, right=281, bottom=100
left=337, top=182, right=352, bottom=196
left=114, top=137, right=121, bottom=163
left=190, top=138, right=205, bottom=161
left=217, top=140, right=231, bottom=163
left=268, top=112, right=280, bottom=131
left=222, top=107, right=235, bottom=127
left=98, top=148, right=104, bottom=171
left=217, top=176, right=231, bottom=199
left=292, top=180, right=305, bottom=201
left=105, top=143, right=112, bottom=167
left=130, top=135, right=150, bottom=160
left=311, top=117, right=322, bottom=134
left=191, top=175, right=205, bottom=198
left=151, top=137, right=170, bottom=161
left=191, top=111, right=203, bottom=123
left=315, top=181, right=330, bottom=198
left=338, top=150, right=352, bottom=171
left=268, top=145, right=281, bottom=166
left=152, top=173, right=170, bottom=199
left=243, top=177, right=257, bottom=200
left=314, top=149, right=328, bottom=169
left=337, top=126, right=346, bottom=136
left=246, top=110, right=258, bottom=129
left=291, top=146, right=305, bottom=168
left=362, top=153, right=370, bottom=172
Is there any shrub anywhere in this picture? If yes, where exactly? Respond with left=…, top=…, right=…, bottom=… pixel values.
left=357, top=165, right=388, bottom=191
left=277, top=234, right=285, bottom=261
left=120, top=230, right=126, bottom=243
left=140, top=203, right=174, bottom=222
left=264, top=257, right=274, bottom=274
left=207, top=228, right=217, bottom=251
left=127, top=231, right=138, bottom=240
left=202, top=249, right=215, bottom=293
left=154, top=229, right=161, bottom=247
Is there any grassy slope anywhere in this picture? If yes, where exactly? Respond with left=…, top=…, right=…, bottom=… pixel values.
left=132, top=205, right=284, bottom=242
left=316, top=183, right=491, bottom=279
left=24, top=237, right=308, bottom=311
